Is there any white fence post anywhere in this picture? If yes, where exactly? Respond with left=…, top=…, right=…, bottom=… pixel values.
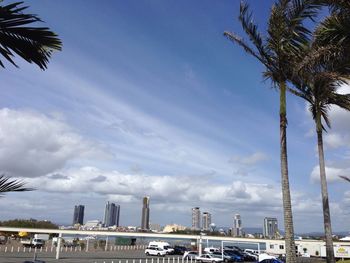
left=56, top=233, right=62, bottom=260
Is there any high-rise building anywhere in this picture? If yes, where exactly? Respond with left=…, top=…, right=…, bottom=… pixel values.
left=233, top=214, right=242, bottom=237
left=141, top=196, right=150, bottom=230
left=202, top=212, right=211, bottom=231
left=263, top=217, right=278, bottom=239
left=191, top=207, right=201, bottom=230
left=73, top=205, right=84, bottom=225
left=103, top=202, right=120, bottom=227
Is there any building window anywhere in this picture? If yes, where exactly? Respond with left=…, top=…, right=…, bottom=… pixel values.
left=270, top=245, right=274, bottom=249
left=279, top=245, right=284, bottom=249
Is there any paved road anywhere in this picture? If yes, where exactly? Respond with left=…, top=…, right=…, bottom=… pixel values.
left=0, top=249, right=187, bottom=263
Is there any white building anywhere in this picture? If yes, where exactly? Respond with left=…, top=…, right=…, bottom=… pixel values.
left=192, top=207, right=201, bottom=230
left=263, top=217, right=278, bottom=239
left=202, top=212, right=211, bottom=231
left=233, top=214, right=242, bottom=237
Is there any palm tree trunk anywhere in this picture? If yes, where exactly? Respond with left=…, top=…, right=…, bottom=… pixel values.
left=316, top=114, right=335, bottom=263
left=280, top=82, right=296, bottom=263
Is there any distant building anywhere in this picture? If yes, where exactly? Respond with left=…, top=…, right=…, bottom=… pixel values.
left=141, top=196, right=150, bottom=230
left=103, top=201, right=120, bottom=227
left=202, top=212, right=211, bottom=231
left=263, top=217, right=278, bottom=239
left=83, top=220, right=101, bottom=230
left=233, top=214, right=242, bottom=237
left=163, top=224, right=187, bottom=233
left=149, top=223, right=162, bottom=232
left=73, top=205, right=84, bottom=225
left=192, top=207, right=201, bottom=230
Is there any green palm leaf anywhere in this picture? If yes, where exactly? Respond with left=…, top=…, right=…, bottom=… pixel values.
left=0, top=1, right=62, bottom=69
left=0, top=175, right=33, bottom=195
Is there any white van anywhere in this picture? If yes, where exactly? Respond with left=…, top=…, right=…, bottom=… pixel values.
left=149, top=241, right=174, bottom=254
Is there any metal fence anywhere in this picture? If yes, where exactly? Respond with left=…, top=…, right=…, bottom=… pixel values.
left=0, top=244, right=147, bottom=253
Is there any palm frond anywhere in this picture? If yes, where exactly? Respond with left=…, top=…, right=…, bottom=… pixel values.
left=285, top=0, right=320, bottom=51
left=223, top=31, right=267, bottom=67
left=339, top=175, right=350, bottom=183
left=0, top=175, right=33, bottom=195
left=238, top=2, right=272, bottom=65
left=0, top=1, right=62, bottom=69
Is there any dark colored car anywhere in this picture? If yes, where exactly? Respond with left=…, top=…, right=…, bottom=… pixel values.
left=224, top=249, right=256, bottom=262
left=220, top=251, right=243, bottom=262
left=259, top=259, right=284, bottom=263
left=173, top=245, right=188, bottom=255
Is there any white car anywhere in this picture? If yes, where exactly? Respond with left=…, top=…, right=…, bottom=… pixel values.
left=195, top=254, right=223, bottom=263
left=145, top=247, right=167, bottom=257
left=183, top=251, right=198, bottom=259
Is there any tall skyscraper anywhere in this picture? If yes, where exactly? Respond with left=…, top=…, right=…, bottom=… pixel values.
left=233, top=214, right=242, bottom=237
left=202, top=212, right=211, bottom=231
left=191, top=207, right=201, bottom=230
left=103, top=202, right=120, bottom=227
left=73, top=205, right=84, bottom=225
left=141, top=196, right=150, bottom=230
left=263, top=217, right=278, bottom=239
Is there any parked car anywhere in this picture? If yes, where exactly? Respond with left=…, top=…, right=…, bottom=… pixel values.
left=183, top=251, right=198, bottom=260
left=148, top=241, right=174, bottom=254
left=258, top=253, right=279, bottom=262
left=204, top=247, right=220, bottom=253
left=195, top=253, right=224, bottom=263
left=211, top=252, right=234, bottom=262
left=145, top=247, right=167, bottom=257
left=223, top=250, right=244, bottom=262
left=224, top=248, right=255, bottom=262
left=21, top=238, right=45, bottom=248
left=173, top=245, right=188, bottom=255
left=259, top=259, right=284, bottom=263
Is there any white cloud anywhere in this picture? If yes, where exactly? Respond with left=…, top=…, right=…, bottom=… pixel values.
left=230, top=152, right=269, bottom=165
left=23, top=166, right=281, bottom=210
left=0, top=108, right=105, bottom=178
left=310, top=165, right=346, bottom=183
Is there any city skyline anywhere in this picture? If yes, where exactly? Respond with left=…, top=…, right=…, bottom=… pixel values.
left=1, top=0, right=350, bottom=233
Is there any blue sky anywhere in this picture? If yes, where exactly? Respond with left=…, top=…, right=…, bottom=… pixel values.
left=1, top=0, right=350, bottom=233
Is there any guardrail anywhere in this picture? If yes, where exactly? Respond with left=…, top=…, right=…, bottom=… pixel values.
left=0, top=244, right=147, bottom=253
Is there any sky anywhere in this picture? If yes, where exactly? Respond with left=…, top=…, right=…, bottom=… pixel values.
left=1, top=0, right=350, bottom=233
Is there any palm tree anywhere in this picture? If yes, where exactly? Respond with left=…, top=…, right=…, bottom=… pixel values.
left=224, top=1, right=319, bottom=262
left=0, top=175, right=32, bottom=195
left=0, top=1, right=62, bottom=69
left=288, top=2, right=350, bottom=261
left=290, top=72, right=350, bottom=263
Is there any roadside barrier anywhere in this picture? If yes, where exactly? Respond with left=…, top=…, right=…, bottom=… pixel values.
left=0, top=244, right=148, bottom=254
left=93, top=257, right=191, bottom=263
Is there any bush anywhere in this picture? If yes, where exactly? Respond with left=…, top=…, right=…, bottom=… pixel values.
left=79, top=241, right=85, bottom=250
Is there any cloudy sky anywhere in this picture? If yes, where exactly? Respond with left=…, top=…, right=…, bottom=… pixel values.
left=1, top=0, right=350, bottom=233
